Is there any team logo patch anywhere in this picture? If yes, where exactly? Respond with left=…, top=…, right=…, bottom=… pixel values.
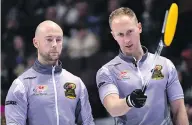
left=152, top=65, right=164, bottom=80
left=33, top=85, right=48, bottom=95
left=119, top=70, right=130, bottom=79
left=64, top=82, right=76, bottom=99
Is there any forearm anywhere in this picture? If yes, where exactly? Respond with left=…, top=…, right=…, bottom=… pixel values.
left=105, top=98, right=131, bottom=117
left=104, top=89, right=147, bottom=117
left=172, top=107, right=189, bottom=125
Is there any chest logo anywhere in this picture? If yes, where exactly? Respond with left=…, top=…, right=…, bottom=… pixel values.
left=119, top=70, right=130, bottom=80
left=152, top=65, right=164, bottom=80
left=64, top=82, right=76, bottom=99
left=33, top=85, right=48, bottom=95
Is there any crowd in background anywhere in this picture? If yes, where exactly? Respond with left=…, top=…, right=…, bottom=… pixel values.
left=1, top=0, right=192, bottom=124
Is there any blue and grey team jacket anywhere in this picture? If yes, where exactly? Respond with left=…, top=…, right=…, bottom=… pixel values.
left=5, top=60, right=95, bottom=125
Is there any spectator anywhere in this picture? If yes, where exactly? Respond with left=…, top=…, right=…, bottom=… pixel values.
left=3, top=35, right=26, bottom=86
left=179, top=44, right=192, bottom=92
left=1, top=53, right=10, bottom=90
left=25, top=53, right=36, bottom=70
left=184, top=88, right=192, bottom=122
left=56, top=0, right=79, bottom=26
left=2, top=8, right=20, bottom=52
left=67, top=23, right=100, bottom=59
left=45, top=6, right=57, bottom=22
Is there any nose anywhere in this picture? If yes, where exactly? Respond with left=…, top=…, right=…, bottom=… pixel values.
left=52, top=39, right=57, bottom=47
left=123, top=35, right=130, bottom=44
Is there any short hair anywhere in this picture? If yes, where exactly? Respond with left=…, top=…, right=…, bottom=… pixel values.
left=109, top=7, right=138, bottom=27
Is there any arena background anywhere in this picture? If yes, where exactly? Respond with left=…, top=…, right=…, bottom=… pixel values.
left=1, top=0, right=192, bottom=124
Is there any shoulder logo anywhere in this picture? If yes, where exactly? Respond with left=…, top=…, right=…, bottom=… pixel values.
left=152, top=65, right=164, bottom=80
left=64, top=82, right=76, bottom=99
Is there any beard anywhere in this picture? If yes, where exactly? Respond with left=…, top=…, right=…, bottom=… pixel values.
left=39, top=51, right=61, bottom=64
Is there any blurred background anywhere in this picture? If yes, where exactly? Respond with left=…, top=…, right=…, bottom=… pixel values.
left=1, top=0, right=192, bottom=124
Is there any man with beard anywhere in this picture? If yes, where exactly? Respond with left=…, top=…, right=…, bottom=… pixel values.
left=5, top=20, right=95, bottom=125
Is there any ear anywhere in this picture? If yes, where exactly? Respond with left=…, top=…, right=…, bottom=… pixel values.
left=33, top=38, right=38, bottom=49
left=138, top=22, right=142, bottom=33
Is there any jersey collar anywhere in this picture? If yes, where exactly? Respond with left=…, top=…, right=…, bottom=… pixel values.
left=118, top=46, right=149, bottom=63
left=32, top=59, right=62, bottom=74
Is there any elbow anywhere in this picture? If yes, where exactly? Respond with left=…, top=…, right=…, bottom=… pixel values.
left=103, top=95, right=129, bottom=117
left=106, top=105, right=124, bottom=117
left=110, top=112, right=120, bottom=117
left=108, top=109, right=122, bottom=117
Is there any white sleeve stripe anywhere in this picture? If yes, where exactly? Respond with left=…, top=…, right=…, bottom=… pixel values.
left=101, top=91, right=119, bottom=104
left=13, top=79, right=27, bottom=102
left=169, top=94, right=184, bottom=102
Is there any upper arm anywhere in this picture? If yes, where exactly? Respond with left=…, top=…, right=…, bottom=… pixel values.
left=103, top=93, right=120, bottom=109
left=96, top=67, right=119, bottom=104
left=166, top=59, right=184, bottom=102
left=5, top=79, right=28, bottom=125
left=170, top=99, right=186, bottom=116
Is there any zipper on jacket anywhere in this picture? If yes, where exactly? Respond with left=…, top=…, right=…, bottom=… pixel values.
left=52, top=66, right=59, bottom=125
left=137, top=65, right=144, bottom=87
left=133, top=57, right=144, bottom=87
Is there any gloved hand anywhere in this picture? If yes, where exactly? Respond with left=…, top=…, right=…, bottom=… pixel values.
left=126, top=89, right=147, bottom=108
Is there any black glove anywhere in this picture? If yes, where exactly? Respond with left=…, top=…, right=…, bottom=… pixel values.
left=126, top=89, right=147, bottom=108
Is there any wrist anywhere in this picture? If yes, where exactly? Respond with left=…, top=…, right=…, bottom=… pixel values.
left=126, top=95, right=133, bottom=107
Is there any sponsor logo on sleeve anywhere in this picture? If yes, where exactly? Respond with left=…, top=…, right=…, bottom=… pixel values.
left=98, top=82, right=106, bottom=88
left=5, top=101, right=17, bottom=105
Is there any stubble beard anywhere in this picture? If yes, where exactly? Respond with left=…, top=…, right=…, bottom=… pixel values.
left=39, top=51, right=60, bottom=65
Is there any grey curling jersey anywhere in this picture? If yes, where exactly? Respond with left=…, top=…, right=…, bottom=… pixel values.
left=96, top=48, right=184, bottom=125
left=5, top=60, right=95, bottom=125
